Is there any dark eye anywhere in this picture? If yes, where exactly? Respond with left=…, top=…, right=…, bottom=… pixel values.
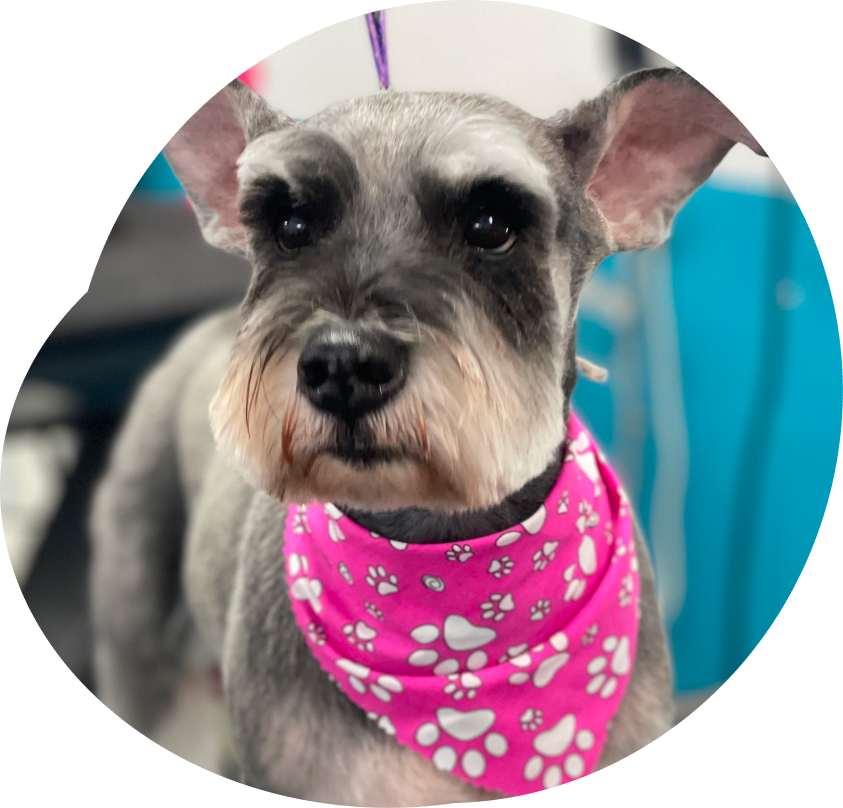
left=465, top=208, right=517, bottom=253
left=275, top=213, right=311, bottom=251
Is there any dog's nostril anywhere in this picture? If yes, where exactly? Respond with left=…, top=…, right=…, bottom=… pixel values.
left=356, top=357, right=394, bottom=387
left=301, top=357, right=330, bottom=389
left=298, top=324, right=409, bottom=422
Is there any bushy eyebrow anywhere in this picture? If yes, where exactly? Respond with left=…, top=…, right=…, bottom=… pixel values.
left=420, top=115, right=558, bottom=213
left=412, top=171, right=555, bottom=245
left=237, top=128, right=358, bottom=203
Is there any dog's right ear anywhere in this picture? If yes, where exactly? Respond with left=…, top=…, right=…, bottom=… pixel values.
left=549, top=68, right=766, bottom=253
left=164, top=80, right=291, bottom=253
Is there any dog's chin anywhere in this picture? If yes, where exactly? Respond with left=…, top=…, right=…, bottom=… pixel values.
left=284, top=449, right=467, bottom=512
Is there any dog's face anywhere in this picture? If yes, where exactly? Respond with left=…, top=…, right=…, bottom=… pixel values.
left=165, top=69, right=762, bottom=512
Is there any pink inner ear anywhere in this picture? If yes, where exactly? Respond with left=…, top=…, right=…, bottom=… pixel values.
left=166, top=90, right=246, bottom=230
left=586, top=82, right=749, bottom=249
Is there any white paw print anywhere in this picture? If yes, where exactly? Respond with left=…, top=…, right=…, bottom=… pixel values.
left=523, top=714, right=596, bottom=788
left=480, top=592, right=515, bottom=621
left=557, top=489, right=569, bottom=514
left=365, top=711, right=397, bottom=736
left=562, top=563, right=587, bottom=602
left=415, top=709, right=508, bottom=781
left=604, top=520, right=614, bottom=544
left=307, top=622, right=326, bottom=646
left=338, top=561, right=354, bottom=585
left=446, top=543, right=474, bottom=562
left=581, top=624, right=598, bottom=645
left=575, top=500, right=599, bottom=534
left=530, top=599, right=551, bottom=621
left=532, top=541, right=559, bottom=572
left=343, top=620, right=378, bottom=652
left=336, top=659, right=404, bottom=703
left=586, top=635, right=631, bottom=699
left=365, top=564, right=399, bottom=595
left=443, top=671, right=483, bottom=700
left=291, top=505, right=311, bottom=534
left=520, top=708, right=544, bottom=731
left=498, top=642, right=532, bottom=667
left=288, top=553, right=323, bottom=613
left=327, top=519, right=346, bottom=543
left=365, top=602, right=384, bottom=621
left=487, top=556, right=514, bottom=578
left=618, top=574, right=634, bottom=608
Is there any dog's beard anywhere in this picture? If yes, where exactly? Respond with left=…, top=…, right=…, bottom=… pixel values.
left=210, top=318, right=567, bottom=512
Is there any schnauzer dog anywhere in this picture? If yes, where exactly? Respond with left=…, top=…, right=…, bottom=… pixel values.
left=90, top=67, right=764, bottom=804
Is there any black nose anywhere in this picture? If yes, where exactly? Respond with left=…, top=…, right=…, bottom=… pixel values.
left=298, top=324, right=409, bottom=422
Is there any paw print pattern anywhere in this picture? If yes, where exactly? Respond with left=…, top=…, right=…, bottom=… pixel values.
left=586, top=635, right=631, bottom=699
left=499, top=643, right=532, bottom=668
left=365, top=602, right=384, bottom=621
left=335, top=659, right=404, bottom=703
left=575, top=500, right=599, bottom=534
left=415, top=707, right=507, bottom=781
left=523, top=714, right=596, bottom=787
left=338, top=561, right=354, bottom=585
left=444, top=671, right=483, bottom=700
left=365, top=565, right=399, bottom=595
left=446, top=544, right=474, bottom=562
left=328, top=519, right=346, bottom=543
left=343, top=619, right=378, bottom=652
left=532, top=541, right=559, bottom=572
left=487, top=556, right=514, bottom=578
left=581, top=624, right=598, bottom=645
left=520, top=708, right=544, bottom=731
left=480, top=593, right=515, bottom=621
left=562, top=563, right=587, bottom=602
left=557, top=489, right=569, bottom=514
left=530, top=599, right=551, bottom=621
left=366, top=711, right=397, bottom=736
left=291, top=505, right=311, bottom=534
left=307, top=622, right=326, bottom=646
left=618, top=574, right=634, bottom=608
left=288, top=553, right=324, bottom=613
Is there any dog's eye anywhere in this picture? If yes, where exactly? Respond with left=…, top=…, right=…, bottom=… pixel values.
left=275, top=214, right=311, bottom=251
left=465, top=208, right=517, bottom=253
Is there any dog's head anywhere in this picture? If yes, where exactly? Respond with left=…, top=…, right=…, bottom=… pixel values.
left=165, top=68, right=763, bottom=512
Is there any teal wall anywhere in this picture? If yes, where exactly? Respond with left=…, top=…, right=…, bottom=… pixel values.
left=574, top=186, right=841, bottom=693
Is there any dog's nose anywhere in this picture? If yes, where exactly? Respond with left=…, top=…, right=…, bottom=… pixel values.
left=298, top=324, right=409, bottom=422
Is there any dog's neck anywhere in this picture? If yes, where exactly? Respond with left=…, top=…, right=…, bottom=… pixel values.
left=344, top=451, right=564, bottom=544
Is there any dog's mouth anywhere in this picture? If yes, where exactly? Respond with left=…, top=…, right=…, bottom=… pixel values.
left=328, top=421, right=416, bottom=468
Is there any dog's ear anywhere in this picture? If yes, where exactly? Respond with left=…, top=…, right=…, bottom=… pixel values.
left=164, top=79, right=291, bottom=253
left=551, top=67, right=766, bottom=252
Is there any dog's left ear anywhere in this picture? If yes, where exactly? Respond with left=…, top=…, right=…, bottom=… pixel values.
left=551, top=67, right=766, bottom=252
left=164, top=79, right=292, bottom=253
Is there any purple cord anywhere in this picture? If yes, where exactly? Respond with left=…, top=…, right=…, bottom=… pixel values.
left=366, top=11, right=390, bottom=90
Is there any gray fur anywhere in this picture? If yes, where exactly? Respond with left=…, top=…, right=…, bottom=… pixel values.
left=91, top=68, right=762, bottom=803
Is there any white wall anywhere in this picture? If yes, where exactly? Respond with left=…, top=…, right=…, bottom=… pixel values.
left=260, top=1, right=778, bottom=194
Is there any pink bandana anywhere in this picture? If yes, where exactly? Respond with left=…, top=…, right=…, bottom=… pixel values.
left=283, top=414, right=640, bottom=796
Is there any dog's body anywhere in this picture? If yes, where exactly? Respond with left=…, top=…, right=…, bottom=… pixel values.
left=91, top=71, right=763, bottom=804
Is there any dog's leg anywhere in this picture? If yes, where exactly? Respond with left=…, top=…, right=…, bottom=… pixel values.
left=90, top=354, right=188, bottom=734
left=90, top=314, right=235, bottom=731
left=598, top=517, right=674, bottom=768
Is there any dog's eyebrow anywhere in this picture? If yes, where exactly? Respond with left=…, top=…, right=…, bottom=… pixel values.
left=237, top=128, right=358, bottom=200
left=422, top=116, right=556, bottom=209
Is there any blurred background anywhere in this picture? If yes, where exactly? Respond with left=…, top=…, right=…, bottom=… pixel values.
left=2, top=0, right=839, bottom=729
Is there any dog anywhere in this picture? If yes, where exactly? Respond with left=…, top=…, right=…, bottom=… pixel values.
left=90, top=67, right=764, bottom=805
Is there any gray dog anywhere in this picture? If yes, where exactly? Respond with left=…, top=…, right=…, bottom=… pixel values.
left=90, top=67, right=764, bottom=804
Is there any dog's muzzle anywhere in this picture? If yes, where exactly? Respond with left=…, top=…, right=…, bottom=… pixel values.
left=297, top=323, right=409, bottom=424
